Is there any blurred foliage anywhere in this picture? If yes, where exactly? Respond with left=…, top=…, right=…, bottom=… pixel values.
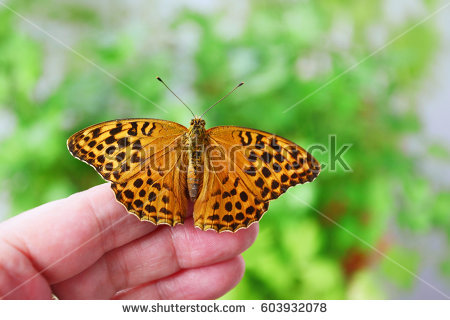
left=380, top=246, right=420, bottom=289
left=0, top=0, right=449, bottom=299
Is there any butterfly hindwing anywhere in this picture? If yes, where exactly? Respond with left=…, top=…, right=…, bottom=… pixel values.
left=67, top=119, right=190, bottom=226
left=110, top=147, right=189, bottom=226
left=193, top=126, right=320, bottom=232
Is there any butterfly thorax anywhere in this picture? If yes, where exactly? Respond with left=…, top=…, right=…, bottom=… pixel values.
left=186, top=117, right=207, bottom=200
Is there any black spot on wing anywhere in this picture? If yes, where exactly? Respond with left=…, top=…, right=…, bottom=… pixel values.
left=238, top=131, right=252, bottom=146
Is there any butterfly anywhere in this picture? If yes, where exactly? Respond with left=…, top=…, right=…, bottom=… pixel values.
left=67, top=78, right=320, bottom=232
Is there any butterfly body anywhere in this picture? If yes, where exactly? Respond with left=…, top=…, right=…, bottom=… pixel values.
left=186, top=117, right=207, bottom=200
left=68, top=117, right=320, bottom=232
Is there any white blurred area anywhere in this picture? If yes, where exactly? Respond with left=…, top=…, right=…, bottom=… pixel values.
left=390, top=0, right=450, bottom=299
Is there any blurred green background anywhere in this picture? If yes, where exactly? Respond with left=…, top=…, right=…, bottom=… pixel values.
left=1, top=0, right=449, bottom=299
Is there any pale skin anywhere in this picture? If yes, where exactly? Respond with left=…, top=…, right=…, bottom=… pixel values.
left=0, top=183, right=258, bottom=299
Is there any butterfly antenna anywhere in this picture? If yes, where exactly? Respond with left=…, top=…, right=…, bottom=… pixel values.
left=200, top=82, right=244, bottom=118
left=156, top=77, right=195, bottom=117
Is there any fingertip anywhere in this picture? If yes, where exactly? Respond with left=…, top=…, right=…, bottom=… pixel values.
left=236, top=222, right=259, bottom=249
left=209, top=255, right=246, bottom=298
left=168, top=218, right=259, bottom=269
left=233, top=254, right=246, bottom=286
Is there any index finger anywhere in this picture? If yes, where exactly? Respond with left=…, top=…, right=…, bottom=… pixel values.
left=0, top=183, right=156, bottom=284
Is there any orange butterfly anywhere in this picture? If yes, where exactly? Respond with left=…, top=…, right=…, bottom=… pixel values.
left=67, top=78, right=320, bottom=232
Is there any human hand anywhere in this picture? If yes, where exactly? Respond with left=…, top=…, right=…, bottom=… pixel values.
left=0, top=184, right=258, bottom=299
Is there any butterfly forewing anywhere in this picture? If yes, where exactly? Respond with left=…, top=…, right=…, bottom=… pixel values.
left=67, top=119, right=190, bottom=226
left=193, top=126, right=320, bottom=232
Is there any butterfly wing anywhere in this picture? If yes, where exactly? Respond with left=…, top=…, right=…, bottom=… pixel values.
left=193, top=126, right=320, bottom=232
left=67, top=119, right=190, bottom=226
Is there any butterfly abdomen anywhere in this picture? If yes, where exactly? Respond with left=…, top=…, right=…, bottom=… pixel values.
left=187, top=120, right=206, bottom=200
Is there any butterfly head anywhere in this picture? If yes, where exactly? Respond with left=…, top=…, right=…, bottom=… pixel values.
left=188, top=117, right=206, bottom=137
left=190, top=117, right=206, bottom=128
